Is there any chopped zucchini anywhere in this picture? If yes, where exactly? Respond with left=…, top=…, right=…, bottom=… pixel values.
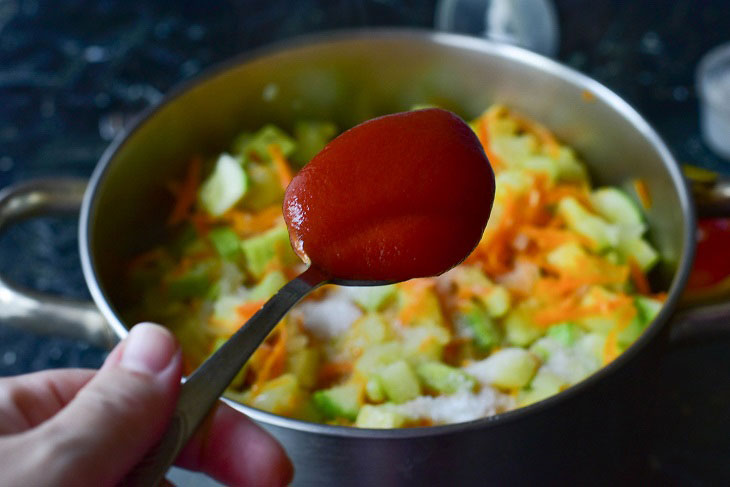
left=619, top=237, right=659, bottom=271
left=517, top=369, right=567, bottom=407
left=287, top=348, right=319, bottom=389
left=466, top=348, right=539, bottom=389
left=208, top=227, right=242, bottom=260
left=341, top=313, right=392, bottom=357
left=312, top=382, right=363, bottom=421
left=503, top=306, right=542, bottom=346
left=557, top=197, right=620, bottom=251
left=245, top=374, right=305, bottom=416
left=365, top=377, right=385, bottom=402
left=241, top=225, right=298, bottom=279
left=165, top=261, right=216, bottom=300
left=343, top=285, right=398, bottom=312
left=241, top=162, right=284, bottom=211
left=416, top=362, right=476, bottom=395
left=377, top=360, right=421, bottom=404
left=355, top=404, right=406, bottom=428
left=546, top=322, right=581, bottom=347
left=354, top=342, right=404, bottom=379
left=248, top=270, right=287, bottom=301
left=198, top=153, right=248, bottom=217
left=401, top=323, right=450, bottom=362
left=483, top=285, right=511, bottom=318
left=590, top=187, right=643, bottom=227
left=236, top=124, right=296, bottom=161
left=454, top=301, right=500, bottom=351
left=292, top=120, right=337, bottom=167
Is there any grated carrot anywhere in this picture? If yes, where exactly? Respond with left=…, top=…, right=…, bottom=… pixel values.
left=222, top=205, right=282, bottom=236
left=168, top=157, right=201, bottom=226
left=236, top=299, right=267, bottom=323
left=268, top=144, right=294, bottom=190
left=628, top=257, right=651, bottom=295
left=252, top=325, right=288, bottom=392
left=633, top=179, right=652, bottom=210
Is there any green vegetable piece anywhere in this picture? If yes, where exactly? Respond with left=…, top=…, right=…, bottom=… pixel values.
left=354, top=342, right=404, bottom=379
left=466, top=348, right=539, bottom=390
left=619, top=237, right=659, bottom=271
left=287, top=348, right=320, bottom=389
left=346, top=285, right=398, bottom=312
left=241, top=225, right=298, bottom=279
left=377, top=360, right=421, bottom=404
left=365, top=377, right=385, bottom=402
left=342, top=313, right=392, bottom=357
left=248, top=270, right=287, bottom=301
left=292, top=120, right=337, bottom=167
left=454, top=301, right=499, bottom=351
left=517, top=369, right=567, bottom=407
left=483, top=285, right=511, bottom=318
left=208, top=227, right=242, bottom=260
left=590, top=187, right=644, bottom=227
left=401, top=324, right=450, bottom=362
left=636, top=296, right=663, bottom=322
left=557, top=197, right=620, bottom=251
left=238, top=124, right=296, bottom=161
left=355, top=404, right=406, bottom=428
left=312, top=382, right=363, bottom=421
left=241, top=162, right=284, bottom=211
left=416, top=362, right=476, bottom=395
left=503, top=307, right=542, bottom=346
left=198, top=153, right=248, bottom=217
left=546, top=322, right=581, bottom=347
left=245, top=374, right=305, bottom=416
left=166, top=261, right=215, bottom=300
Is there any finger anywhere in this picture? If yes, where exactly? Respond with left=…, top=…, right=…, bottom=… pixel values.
left=0, top=369, right=96, bottom=434
left=175, top=401, right=294, bottom=487
left=24, top=323, right=183, bottom=486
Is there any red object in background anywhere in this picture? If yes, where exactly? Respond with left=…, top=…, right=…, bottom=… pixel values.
left=687, top=218, right=730, bottom=291
left=283, top=108, right=495, bottom=282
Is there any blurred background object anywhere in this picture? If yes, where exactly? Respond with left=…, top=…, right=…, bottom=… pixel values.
left=697, top=41, right=730, bottom=160
left=0, top=0, right=729, bottom=484
left=435, top=0, right=560, bottom=57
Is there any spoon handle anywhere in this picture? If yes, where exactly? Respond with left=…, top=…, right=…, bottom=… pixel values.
left=123, top=266, right=329, bottom=487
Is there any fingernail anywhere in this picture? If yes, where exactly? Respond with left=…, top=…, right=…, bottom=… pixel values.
left=120, top=323, right=178, bottom=376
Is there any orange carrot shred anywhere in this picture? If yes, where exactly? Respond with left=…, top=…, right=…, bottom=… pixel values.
left=268, top=144, right=293, bottom=190
left=633, top=179, right=652, bottom=210
left=628, top=257, right=651, bottom=295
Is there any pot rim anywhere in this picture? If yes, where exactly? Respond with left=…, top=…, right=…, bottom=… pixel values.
left=79, top=27, right=696, bottom=439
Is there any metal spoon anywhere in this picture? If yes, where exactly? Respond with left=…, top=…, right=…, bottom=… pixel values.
left=124, top=265, right=390, bottom=486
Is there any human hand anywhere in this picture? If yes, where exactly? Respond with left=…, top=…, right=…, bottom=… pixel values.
left=0, top=323, right=293, bottom=486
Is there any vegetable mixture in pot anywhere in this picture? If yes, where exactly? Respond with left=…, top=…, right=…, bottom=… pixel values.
left=123, top=105, right=665, bottom=428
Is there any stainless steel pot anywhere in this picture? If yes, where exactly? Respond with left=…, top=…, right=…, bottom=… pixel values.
left=2, top=30, right=729, bottom=485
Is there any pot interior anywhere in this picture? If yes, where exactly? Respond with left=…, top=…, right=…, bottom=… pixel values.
left=84, top=30, right=692, bottom=348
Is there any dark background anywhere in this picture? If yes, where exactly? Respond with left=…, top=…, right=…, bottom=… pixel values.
left=0, top=0, right=729, bottom=483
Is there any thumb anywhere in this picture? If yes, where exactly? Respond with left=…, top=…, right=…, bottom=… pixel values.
left=33, top=323, right=182, bottom=486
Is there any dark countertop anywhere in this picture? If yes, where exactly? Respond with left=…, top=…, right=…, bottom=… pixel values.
left=1, top=0, right=729, bottom=484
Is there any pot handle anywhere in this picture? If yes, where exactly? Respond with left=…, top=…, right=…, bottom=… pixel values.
left=669, top=166, right=730, bottom=343
left=0, top=179, right=117, bottom=349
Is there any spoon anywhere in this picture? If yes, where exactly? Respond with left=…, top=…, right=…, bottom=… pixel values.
left=124, top=108, right=495, bottom=485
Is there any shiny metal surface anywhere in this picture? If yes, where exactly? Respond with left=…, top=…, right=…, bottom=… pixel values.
left=0, top=179, right=115, bottom=349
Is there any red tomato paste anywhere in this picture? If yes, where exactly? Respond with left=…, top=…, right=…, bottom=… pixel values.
left=283, top=108, right=495, bottom=282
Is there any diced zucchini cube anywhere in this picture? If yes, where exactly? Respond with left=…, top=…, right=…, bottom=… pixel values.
left=557, top=197, right=620, bottom=251
left=198, top=153, right=248, bottom=216
left=312, top=382, right=363, bottom=421
left=416, top=361, right=476, bottom=395
left=466, top=348, right=539, bottom=389
left=355, top=404, right=406, bottom=428
left=377, top=360, right=421, bottom=404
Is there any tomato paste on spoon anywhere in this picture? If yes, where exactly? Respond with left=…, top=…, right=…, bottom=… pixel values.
left=283, top=108, right=495, bottom=282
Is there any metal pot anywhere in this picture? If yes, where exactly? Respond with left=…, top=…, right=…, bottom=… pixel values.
left=1, top=30, right=728, bottom=485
